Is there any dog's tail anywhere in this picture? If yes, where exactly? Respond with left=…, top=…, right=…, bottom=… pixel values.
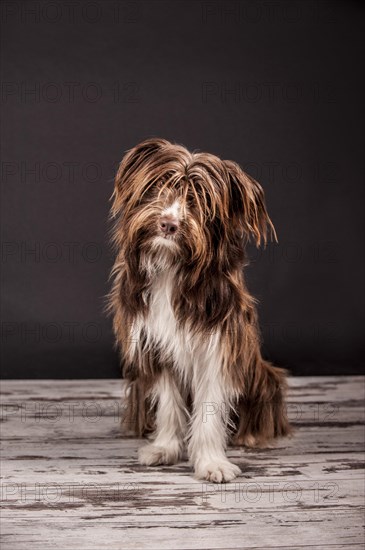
left=231, top=360, right=292, bottom=447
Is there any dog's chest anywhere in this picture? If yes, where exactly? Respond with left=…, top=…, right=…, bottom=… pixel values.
left=145, top=270, right=192, bottom=367
left=147, top=270, right=179, bottom=342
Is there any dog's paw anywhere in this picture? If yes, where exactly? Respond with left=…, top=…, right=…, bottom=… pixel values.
left=233, top=433, right=259, bottom=448
left=138, top=444, right=180, bottom=466
left=232, top=433, right=275, bottom=449
left=194, top=459, right=241, bottom=483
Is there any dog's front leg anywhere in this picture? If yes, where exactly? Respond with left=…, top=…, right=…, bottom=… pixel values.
left=188, top=352, right=241, bottom=483
left=138, top=370, right=187, bottom=466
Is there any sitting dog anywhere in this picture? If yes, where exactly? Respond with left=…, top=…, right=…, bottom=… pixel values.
left=109, top=138, right=291, bottom=482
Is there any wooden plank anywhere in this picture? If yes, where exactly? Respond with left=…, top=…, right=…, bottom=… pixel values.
left=1, top=375, right=363, bottom=401
left=1, top=377, right=364, bottom=549
left=0, top=510, right=364, bottom=550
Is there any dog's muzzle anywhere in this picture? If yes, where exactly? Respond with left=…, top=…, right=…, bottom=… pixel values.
left=159, top=215, right=179, bottom=237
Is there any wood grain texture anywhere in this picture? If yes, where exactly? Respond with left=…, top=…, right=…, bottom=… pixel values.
left=1, top=376, right=364, bottom=549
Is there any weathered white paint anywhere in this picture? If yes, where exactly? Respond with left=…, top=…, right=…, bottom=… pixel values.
left=0, top=376, right=364, bottom=549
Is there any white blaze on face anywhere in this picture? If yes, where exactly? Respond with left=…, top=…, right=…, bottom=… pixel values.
left=161, top=199, right=181, bottom=222
left=152, top=199, right=182, bottom=250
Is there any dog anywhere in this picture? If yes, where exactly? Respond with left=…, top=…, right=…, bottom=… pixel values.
left=108, top=138, right=291, bottom=483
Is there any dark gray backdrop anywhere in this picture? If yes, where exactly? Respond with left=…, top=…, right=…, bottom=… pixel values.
left=1, top=0, right=364, bottom=378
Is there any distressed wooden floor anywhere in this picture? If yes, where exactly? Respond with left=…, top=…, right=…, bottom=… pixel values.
left=0, top=376, right=364, bottom=550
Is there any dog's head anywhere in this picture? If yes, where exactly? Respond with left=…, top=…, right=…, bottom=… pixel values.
left=111, top=138, right=276, bottom=274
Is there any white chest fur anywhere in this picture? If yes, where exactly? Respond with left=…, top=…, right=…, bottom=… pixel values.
left=145, top=269, right=194, bottom=376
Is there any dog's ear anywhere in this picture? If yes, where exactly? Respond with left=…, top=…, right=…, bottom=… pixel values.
left=224, top=160, right=277, bottom=246
left=111, top=138, right=170, bottom=218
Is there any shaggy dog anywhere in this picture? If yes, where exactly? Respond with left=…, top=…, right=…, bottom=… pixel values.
left=109, top=138, right=290, bottom=482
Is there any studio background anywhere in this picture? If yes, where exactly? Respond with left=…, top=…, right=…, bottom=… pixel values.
left=1, top=0, right=364, bottom=378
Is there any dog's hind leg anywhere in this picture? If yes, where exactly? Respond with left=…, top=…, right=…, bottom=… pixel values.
left=231, top=361, right=292, bottom=448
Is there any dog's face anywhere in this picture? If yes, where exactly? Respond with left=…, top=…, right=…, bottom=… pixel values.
left=111, top=138, right=275, bottom=272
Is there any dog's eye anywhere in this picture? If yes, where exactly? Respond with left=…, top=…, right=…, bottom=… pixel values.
left=157, top=179, right=171, bottom=191
left=156, top=180, right=169, bottom=197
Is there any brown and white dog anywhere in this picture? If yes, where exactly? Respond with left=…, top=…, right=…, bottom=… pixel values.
left=108, top=138, right=291, bottom=483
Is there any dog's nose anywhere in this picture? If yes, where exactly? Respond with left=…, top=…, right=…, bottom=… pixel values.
left=160, top=217, right=179, bottom=235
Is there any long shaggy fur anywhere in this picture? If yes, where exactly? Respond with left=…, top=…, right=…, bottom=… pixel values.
left=108, top=138, right=291, bottom=482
